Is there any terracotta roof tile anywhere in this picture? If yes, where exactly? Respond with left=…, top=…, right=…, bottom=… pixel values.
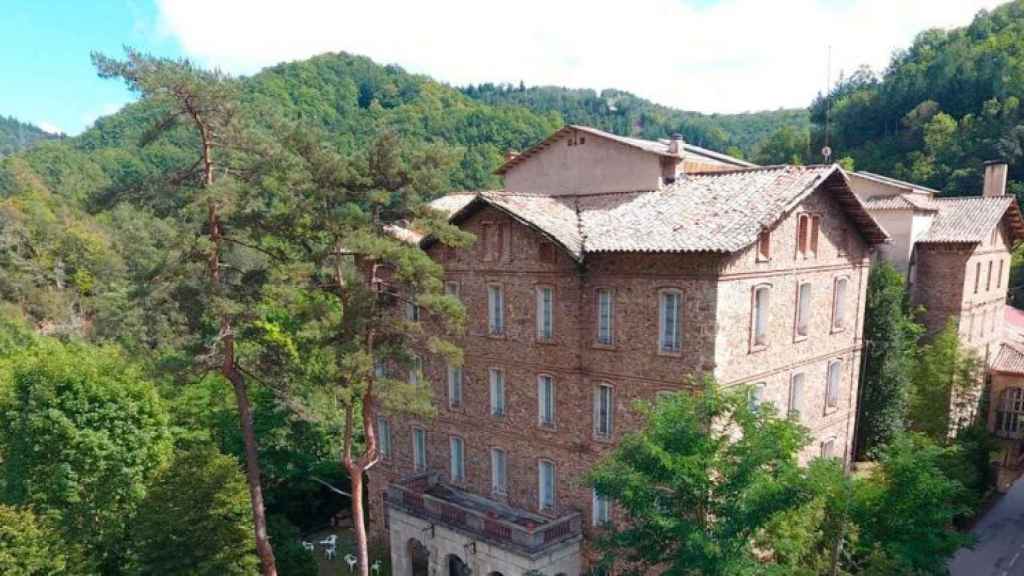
left=993, top=342, right=1024, bottom=375
left=919, top=196, right=1022, bottom=244
left=863, top=193, right=938, bottom=212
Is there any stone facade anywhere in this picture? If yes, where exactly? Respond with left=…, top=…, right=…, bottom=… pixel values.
left=369, top=159, right=874, bottom=573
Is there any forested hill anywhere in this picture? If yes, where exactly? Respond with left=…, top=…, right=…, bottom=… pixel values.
left=809, top=0, right=1024, bottom=198
left=0, top=116, right=56, bottom=157
left=461, top=84, right=810, bottom=158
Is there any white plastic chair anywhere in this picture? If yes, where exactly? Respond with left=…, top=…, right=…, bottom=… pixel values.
left=319, top=534, right=337, bottom=547
left=301, top=541, right=314, bottom=552
left=324, top=544, right=337, bottom=560
left=345, top=553, right=358, bottom=572
left=371, top=559, right=382, bottom=575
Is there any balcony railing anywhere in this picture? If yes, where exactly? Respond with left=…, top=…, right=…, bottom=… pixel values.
left=386, top=473, right=582, bottom=557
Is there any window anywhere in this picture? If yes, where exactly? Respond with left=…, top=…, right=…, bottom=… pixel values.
left=797, top=214, right=810, bottom=256
left=810, top=215, right=821, bottom=256
left=405, top=297, right=420, bottom=322
left=974, top=262, right=981, bottom=294
left=450, top=436, right=465, bottom=482
left=491, top=448, right=507, bottom=495
left=753, top=285, right=770, bottom=348
left=980, top=310, right=988, bottom=339
left=820, top=437, right=836, bottom=459
left=537, top=286, right=554, bottom=341
left=377, top=417, right=392, bottom=459
left=538, top=460, right=556, bottom=511
left=748, top=382, right=767, bottom=413
left=832, top=277, right=848, bottom=331
left=757, top=229, right=771, bottom=261
left=445, top=281, right=460, bottom=298
left=987, top=260, right=994, bottom=291
left=826, top=360, right=842, bottom=410
left=795, top=282, right=811, bottom=338
left=374, top=358, right=387, bottom=380
left=789, top=372, right=805, bottom=419
left=489, top=368, right=505, bottom=417
left=592, top=489, right=610, bottom=526
left=838, top=227, right=849, bottom=257
left=448, top=365, right=463, bottom=408
left=539, top=241, right=556, bottom=264
left=594, top=384, right=614, bottom=439
left=413, top=428, right=427, bottom=471
left=999, top=259, right=1005, bottom=289
left=488, top=285, right=504, bottom=336
left=596, top=288, right=615, bottom=346
left=408, top=355, right=422, bottom=386
left=482, top=223, right=504, bottom=261
left=538, top=374, right=555, bottom=428
left=659, top=290, right=682, bottom=353
left=997, top=388, right=1024, bottom=435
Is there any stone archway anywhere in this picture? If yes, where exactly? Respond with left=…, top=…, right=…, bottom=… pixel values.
left=408, top=538, right=430, bottom=576
left=447, top=553, right=471, bottom=576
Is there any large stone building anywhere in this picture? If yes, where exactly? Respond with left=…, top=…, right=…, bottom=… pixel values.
left=368, top=125, right=889, bottom=576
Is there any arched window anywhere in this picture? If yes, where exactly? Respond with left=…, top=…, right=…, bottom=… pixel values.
left=997, top=387, right=1024, bottom=436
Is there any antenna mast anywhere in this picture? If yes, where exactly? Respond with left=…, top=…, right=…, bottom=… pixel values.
left=822, top=45, right=833, bottom=163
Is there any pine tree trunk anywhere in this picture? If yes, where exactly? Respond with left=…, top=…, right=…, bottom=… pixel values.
left=347, top=463, right=370, bottom=576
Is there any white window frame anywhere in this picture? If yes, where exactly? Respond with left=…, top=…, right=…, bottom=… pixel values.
left=448, top=365, right=463, bottom=408
left=752, top=284, right=771, bottom=349
left=788, top=372, right=805, bottom=420
left=489, top=368, right=506, bottom=417
left=413, top=428, right=427, bottom=472
left=795, top=282, right=811, bottom=339
left=658, top=290, right=682, bottom=354
left=820, top=437, right=836, bottom=459
left=377, top=416, right=392, bottom=460
left=594, top=383, right=614, bottom=440
left=826, top=359, right=842, bottom=410
left=832, top=277, right=849, bottom=332
left=409, top=354, right=422, bottom=386
left=491, top=447, right=507, bottom=495
left=596, top=288, right=615, bottom=346
left=536, top=286, right=554, bottom=341
left=488, top=284, right=505, bottom=336
left=538, top=460, right=556, bottom=511
left=445, top=280, right=460, bottom=298
left=538, top=374, right=555, bottom=428
left=748, top=382, right=767, bottom=413
left=450, top=436, right=465, bottom=482
left=592, top=488, right=610, bottom=526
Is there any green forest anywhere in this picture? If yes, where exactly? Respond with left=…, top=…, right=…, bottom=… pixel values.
left=3, top=1, right=1024, bottom=575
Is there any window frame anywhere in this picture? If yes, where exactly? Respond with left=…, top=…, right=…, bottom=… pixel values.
left=377, top=416, right=392, bottom=460
left=412, top=427, right=427, bottom=472
left=999, top=259, right=1005, bottom=289
left=537, top=373, right=556, bottom=429
left=825, top=359, right=842, bottom=412
left=408, top=354, right=422, bottom=386
left=595, top=287, right=615, bottom=347
left=748, top=382, right=767, bottom=413
left=795, top=281, right=811, bottom=340
left=592, top=488, right=611, bottom=526
left=447, top=364, right=463, bottom=409
left=487, top=283, right=505, bottom=337
left=449, top=435, right=465, bottom=483
left=658, top=289, right=683, bottom=355
left=974, top=261, right=982, bottom=294
left=490, top=447, right=508, bottom=496
left=538, top=459, right=556, bottom=512
left=831, top=276, right=849, bottom=333
left=489, top=368, right=506, bottom=417
left=536, top=285, right=555, bottom=342
left=820, top=437, right=837, bottom=459
left=444, top=280, right=460, bottom=298
left=756, top=228, right=772, bottom=262
left=594, top=383, right=614, bottom=441
left=751, top=284, right=771, bottom=351
left=987, top=260, right=994, bottom=291
left=789, top=372, right=805, bottom=420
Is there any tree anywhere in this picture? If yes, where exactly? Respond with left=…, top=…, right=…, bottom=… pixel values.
left=909, top=319, right=984, bottom=440
left=0, top=340, right=171, bottom=574
left=0, top=505, right=68, bottom=576
left=92, top=47, right=281, bottom=575
left=856, top=262, right=923, bottom=458
left=131, top=445, right=260, bottom=576
left=587, top=381, right=812, bottom=576
left=245, top=127, right=472, bottom=576
left=752, top=125, right=810, bottom=165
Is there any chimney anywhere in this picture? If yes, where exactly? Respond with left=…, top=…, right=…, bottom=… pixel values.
left=983, top=160, right=1008, bottom=197
left=668, top=133, right=685, bottom=156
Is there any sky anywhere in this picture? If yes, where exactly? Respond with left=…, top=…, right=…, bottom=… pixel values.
left=0, top=0, right=1009, bottom=136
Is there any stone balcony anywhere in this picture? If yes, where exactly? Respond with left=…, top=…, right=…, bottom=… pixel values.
left=385, top=472, right=582, bottom=559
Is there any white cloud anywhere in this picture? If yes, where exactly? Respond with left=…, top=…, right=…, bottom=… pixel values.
left=155, top=0, right=1005, bottom=113
left=37, top=121, right=63, bottom=135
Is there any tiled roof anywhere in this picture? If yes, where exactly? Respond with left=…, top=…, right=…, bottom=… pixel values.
left=383, top=224, right=424, bottom=244
left=853, top=171, right=942, bottom=195
left=495, top=124, right=755, bottom=175
left=863, top=193, right=938, bottom=212
left=427, top=193, right=478, bottom=216
left=918, top=196, right=1024, bottom=244
left=993, top=342, right=1024, bottom=375
left=431, top=164, right=888, bottom=260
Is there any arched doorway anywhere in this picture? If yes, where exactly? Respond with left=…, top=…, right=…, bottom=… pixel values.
left=408, top=538, right=429, bottom=576
left=447, top=553, right=471, bottom=576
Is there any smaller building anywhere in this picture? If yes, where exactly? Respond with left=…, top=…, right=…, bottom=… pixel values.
left=989, top=343, right=1024, bottom=491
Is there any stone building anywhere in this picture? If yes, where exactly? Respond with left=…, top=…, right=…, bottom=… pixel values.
left=368, top=125, right=888, bottom=576
left=847, top=162, right=1024, bottom=485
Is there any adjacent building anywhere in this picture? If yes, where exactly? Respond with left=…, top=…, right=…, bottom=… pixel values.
left=368, top=125, right=889, bottom=576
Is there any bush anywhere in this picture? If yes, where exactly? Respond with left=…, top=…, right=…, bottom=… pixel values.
left=0, top=505, right=68, bottom=576
left=268, top=515, right=318, bottom=576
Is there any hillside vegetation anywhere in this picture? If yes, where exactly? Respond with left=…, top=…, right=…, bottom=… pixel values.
left=0, top=116, right=55, bottom=157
